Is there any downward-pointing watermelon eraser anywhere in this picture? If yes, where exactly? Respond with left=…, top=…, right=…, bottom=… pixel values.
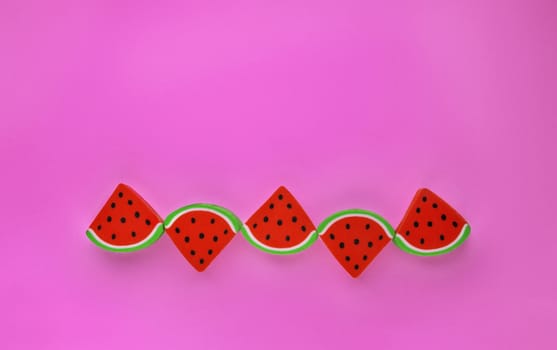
left=86, top=184, right=165, bottom=252
left=393, top=188, right=471, bottom=256
left=317, top=209, right=394, bottom=278
left=164, top=204, right=242, bottom=272
left=241, top=186, right=318, bottom=255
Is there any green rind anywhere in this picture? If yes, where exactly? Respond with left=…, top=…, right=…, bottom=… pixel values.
left=85, top=224, right=165, bottom=253
left=164, top=203, right=243, bottom=232
left=239, top=226, right=319, bottom=255
left=316, top=209, right=395, bottom=238
left=393, top=224, right=471, bottom=256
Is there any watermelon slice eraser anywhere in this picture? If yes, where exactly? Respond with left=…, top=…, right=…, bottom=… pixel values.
left=164, top=204, right=241, bottom=272
left=86, top=183, right=165, bottom=252
left=241, top=186, right=318, bottom=255
left=317, top=209, right=394, bottom=278
left=393, top=188, right=471, bottom=256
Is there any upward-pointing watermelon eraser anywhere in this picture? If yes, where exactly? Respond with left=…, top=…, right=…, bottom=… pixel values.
left=393, top=188, right=471, bottom=256
left=86, top=183, right=165, bottom=252
left=241, top=186, right=318, bottom=254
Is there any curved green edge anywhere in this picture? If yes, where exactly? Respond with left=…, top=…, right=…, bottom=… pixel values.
left=164, top=203, right=243, bottom=232
left=239, top=226, right=319, bottom=255
left=393, top=224, right=471, bottom=256
left=85, top=224, right=165, bottom=253
left=316, top=209, right=395, bottom=238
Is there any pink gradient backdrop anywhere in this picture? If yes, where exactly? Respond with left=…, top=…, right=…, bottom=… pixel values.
left=1, top=0, right=556, bottom=349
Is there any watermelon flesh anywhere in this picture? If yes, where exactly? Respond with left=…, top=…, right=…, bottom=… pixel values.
left=86, top=183, right=164, bottom=252
left=394, top=188, right=470, bottom=256
left=164, top=204, right=241, bottom=271
left=242, top=186, right=317, bottom=254
left=318, top=209, right=394, bottom=278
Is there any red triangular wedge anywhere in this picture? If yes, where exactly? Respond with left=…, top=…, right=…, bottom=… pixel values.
left=317, top=209, right=394, bottom=277
left=86, top=183, right=164, bottom=252
left=164, top=204, right=242, bottom=271
left=393, top=188, right=471, bottom=256
left=241, top=186, right=318, bottom=254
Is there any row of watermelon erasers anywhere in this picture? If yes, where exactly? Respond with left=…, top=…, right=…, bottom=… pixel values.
left=86, top=184, right=471, bottom=278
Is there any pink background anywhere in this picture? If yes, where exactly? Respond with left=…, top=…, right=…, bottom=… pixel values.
left=1, top=0, right=556, bottom=349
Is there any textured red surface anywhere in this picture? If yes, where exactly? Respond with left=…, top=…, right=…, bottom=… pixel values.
left=321, top=216, right=391, bottom=277
left=165, top=210, right=236, bottom=271
left=89, top=184, right=162, bottom=246
left=245, top=186, right=315, bottom=248
left=396, top=188, right=468, bottom=250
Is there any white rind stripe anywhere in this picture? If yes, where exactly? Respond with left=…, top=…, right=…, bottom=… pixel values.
left=395, top=223, right=469, bottom=253
left=318, top=213, right=393, bottom=239
left=242, top=225, right=317, bottom=253
left=166, top=208, right=237, bottom=231
left=88, top=223, right=163, bottom=249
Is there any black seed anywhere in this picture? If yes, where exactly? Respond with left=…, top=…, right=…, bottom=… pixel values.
left=134, top=211, right=140, bottom=218
left=368, top=241, right=373, bottom=248
left=420, top=238, right=425, bottom=245
left=190, top=250, right=195, bottom=256
left=292, top=216, right=297, bottom=223
left=329, top=233, right=335, bottom=240
left=427, top=221, right=433, bottom=227
left=191, top=217, right=196, bottom=224
left=422, top=196, right=427, bottom=202
left=118, top=192, right=123, bottom=198
left=405, top=230, right=410, bottom=236
left=120, top=217, right=126, bottom=223
left=253, top=223, right=258, bottom=229
left=131, top=231, right=136, bottom=237
left=278, top=194, right=284, bottom=200
left=379, top=235, right=384, bottom=240
left=111, top=233, right=116, bottom=240
left=432, top=203, right=438, bottom=208
left=110, top=202, right=116, bottom=208
left=365, top=223, right=370, bottom=230
left=210, top=218, right=215, bottom=224
left=286, top=203, right=292, bottom=209
left=145, top=219, right=151, bottom=226
left=208, top=249, right=213, bottom=255
left=441, top=214, right=447, bottom=221
left=175, top=227, right=180, bottom=234
left=339, top=242, right=345, bottom=249
left=345, top=223, right=351, bottom=230
left=199, top=259, right=204, bottom=264
left=213, top=236, right=218, bottom=242
left=97, top=225, right=102, bottom=230
left=354, top=264, right=359, bottom=270
left=440, top=234, right=445, bottom=241
left=277, top=219, right=283, bottom=226
left=184, top=236, right=190, bottom=243
left=265, top=234, right=271, bottom=240
left=301, top=226, right=306, bottom=232
left=363, top=255, right=368, bottom=261
left=199, top=232, right=205, bottom=239
left=269, top=203, right=274, bottom=209
left=263, top=216, right=269, bottom=223
left=127, top=200, right=133, bottom=205
left=286, top=235, right=291, bottom=241
left=354, top=238, right=360, bottom=245
left=452, top=221, right=458, bottom=228
left=345, top=256, right=350, bottom=262
left=224, top=229, right=228, bottom=234
left=416, top=207, right=421, bottom=213
left=107, top=216, right=112, bottom=222
left=413, top=221, right=419, bottom=228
